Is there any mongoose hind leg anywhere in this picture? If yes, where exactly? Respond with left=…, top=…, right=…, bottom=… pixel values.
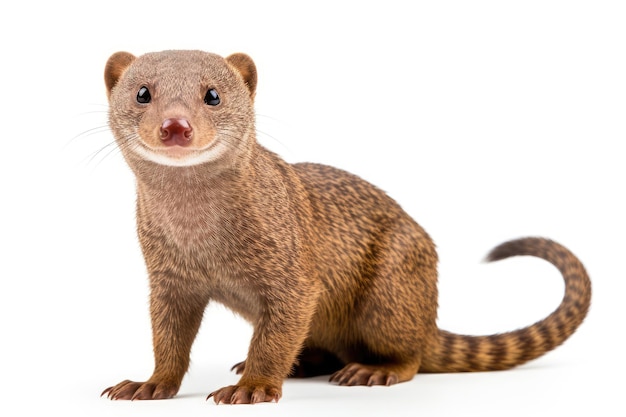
left=325, top=236, right=435, bottom=387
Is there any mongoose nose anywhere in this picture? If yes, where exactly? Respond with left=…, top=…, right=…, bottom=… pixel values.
left=160, top=118, right=193, bottom=147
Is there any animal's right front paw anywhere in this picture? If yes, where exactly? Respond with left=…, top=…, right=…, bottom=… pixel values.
left=101, top=379, right=179, bottom=400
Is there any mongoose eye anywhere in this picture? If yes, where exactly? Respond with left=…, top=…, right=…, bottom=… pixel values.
left=137, top=86, right=151, bottom=104
left=204, top=88, right=220, bottom=106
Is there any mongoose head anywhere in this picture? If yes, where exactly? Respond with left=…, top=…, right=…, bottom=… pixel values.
left=104, top=50, right=257, bottom=169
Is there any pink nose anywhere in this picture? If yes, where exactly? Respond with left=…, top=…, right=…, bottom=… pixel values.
left=160, top=118, right=193, bottom=147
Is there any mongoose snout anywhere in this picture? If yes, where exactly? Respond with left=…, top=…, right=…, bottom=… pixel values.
left=160, top=118, right=193, bottom=147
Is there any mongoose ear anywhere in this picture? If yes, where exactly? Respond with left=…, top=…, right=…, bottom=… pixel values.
left=105, top=52, right=136, bottom=100
left=226, top=53, right=257, bottom=100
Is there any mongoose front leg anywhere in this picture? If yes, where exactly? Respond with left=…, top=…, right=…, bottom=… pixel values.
left=103, top=279, right=208, bottom=400
left=208, top=294, right=316, bottom=404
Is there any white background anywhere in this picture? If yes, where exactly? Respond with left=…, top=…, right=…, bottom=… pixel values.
left=1, top=1, right=624, bottom=416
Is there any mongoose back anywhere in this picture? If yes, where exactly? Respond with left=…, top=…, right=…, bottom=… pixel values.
left=101, top=50, right=591, bottom=404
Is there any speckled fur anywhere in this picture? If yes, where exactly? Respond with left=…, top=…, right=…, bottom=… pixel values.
left=101, top=50, right=591, bottom=404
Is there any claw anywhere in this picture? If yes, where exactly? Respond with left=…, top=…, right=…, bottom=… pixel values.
left=102, top=380, right=178, bottom=400
left=208, top=383, right=281, bottom=405
left=230, top=360, right=246, bottom=374
left=330, top=363, right=400, bottom=387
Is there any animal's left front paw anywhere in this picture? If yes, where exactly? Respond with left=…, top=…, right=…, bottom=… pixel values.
left=207, top=380, right=281, bottom=404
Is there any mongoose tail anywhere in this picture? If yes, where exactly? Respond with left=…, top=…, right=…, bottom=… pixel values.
left=421, top=237, right=591, bottom=373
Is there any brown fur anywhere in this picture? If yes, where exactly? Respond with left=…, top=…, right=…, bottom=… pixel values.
left=100, top=50, right=591, bottom=404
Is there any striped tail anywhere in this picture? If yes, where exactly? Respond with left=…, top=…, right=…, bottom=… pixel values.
left=421, top=237, right=591, bottom=373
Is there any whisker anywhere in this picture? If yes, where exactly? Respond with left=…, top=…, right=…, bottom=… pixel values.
left=84, top=140, right=120, bottom=167
left=65, top=105, right=115, bottom=168
left=65, top=125, right=111, bottom=148
left=255, top=113, right=291, bottom=152
left=255, top=113, right=285, bottom=123
left=218, top=131, right=256, bottom=164
left=102, top=139, right=130, bottom=161
left=86, top=131, right=137, bottom=168
left=255, top=128, right=290, bottom=152
left=75, top=110, right=109, bottom=117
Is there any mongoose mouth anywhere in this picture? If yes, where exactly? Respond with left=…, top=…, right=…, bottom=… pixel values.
left=154, top=145, right=198, bottom=159
left=132, top=140, right=227, bottom=167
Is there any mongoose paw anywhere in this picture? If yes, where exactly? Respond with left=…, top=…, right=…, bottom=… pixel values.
left=329, top=363, right=399, bottom=386
left=230, top=360, right=246, bottom=374
left=101, top=379, right=179, bottom=400
left=207, top=382, right=281, bottom=404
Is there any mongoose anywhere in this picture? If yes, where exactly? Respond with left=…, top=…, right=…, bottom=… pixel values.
left=100, top=50, right=591, bottom=404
